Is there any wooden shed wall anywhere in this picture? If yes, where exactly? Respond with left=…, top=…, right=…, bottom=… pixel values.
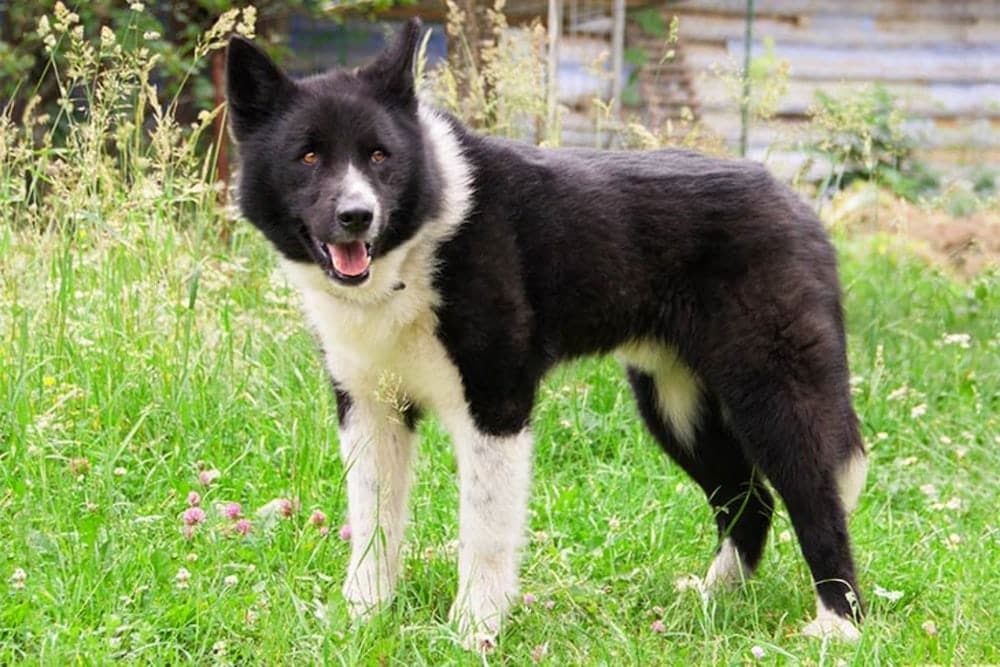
left=661, top=0, right=1000, bottom=172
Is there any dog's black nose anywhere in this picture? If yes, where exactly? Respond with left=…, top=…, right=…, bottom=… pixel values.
left=337, top=206, right=373, bottom=232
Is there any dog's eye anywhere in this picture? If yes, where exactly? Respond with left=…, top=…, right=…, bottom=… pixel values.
left=301, top=152, right=318, bottom=165
left=370, top=149, right=386, bottom=164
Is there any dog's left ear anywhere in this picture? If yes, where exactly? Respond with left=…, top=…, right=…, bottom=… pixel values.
left=360, top=18, right=422, bottom=109
left=226, top=36, right=296, bottom=141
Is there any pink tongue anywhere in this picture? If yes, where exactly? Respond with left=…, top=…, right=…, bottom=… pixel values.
left=328, top=241, right=371, bottom=277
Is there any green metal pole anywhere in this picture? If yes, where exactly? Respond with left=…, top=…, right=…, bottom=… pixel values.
left=739, top=0, right=755, bottom=157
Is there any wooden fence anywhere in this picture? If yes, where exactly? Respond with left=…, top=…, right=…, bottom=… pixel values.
left=658, top=0, right=1000, bottom=173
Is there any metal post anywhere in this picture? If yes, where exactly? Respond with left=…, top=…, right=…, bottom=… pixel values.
left=739, top=0, right=755, bottom=157
left=547, top=0, right=561, bottom=141
left=611, top=0, right=625, bottom=122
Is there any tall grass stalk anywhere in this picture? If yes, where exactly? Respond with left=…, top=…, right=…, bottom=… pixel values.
left=0, top=3, right=256, bottom=239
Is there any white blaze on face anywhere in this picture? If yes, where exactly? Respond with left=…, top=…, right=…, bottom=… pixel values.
left=340, top=163, right=380, bottom=227
left=326, top=163, right=380, bottom=278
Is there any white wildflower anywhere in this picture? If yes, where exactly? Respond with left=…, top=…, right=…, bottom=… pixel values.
left=887, top=385, right=909, bottom=401
left=873, top=584, right=904, bottom=602
left=100, top=25, right=116, bottom=48
left=675, top=574, right=706, bottom=596
left=931, top=496, right=961, bottom=512
left=236, top=7, right=257, bottom=38
left=941, top=333, right=971, bottom=349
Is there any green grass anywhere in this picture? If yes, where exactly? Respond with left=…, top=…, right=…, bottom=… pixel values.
left=1, top=210, right=998, bottom=664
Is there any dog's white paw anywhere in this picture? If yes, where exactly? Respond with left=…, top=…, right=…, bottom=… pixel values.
left=345, top=594, right=386, bottom=621
left=343, top=569, right=394, bottom=621
left=676, top=539, right=750, bottom=600
left=703, top=538, right=749, bottom=592
left=801, top=613, right=861, bottom=641
left=449, top=597, right=507, bottom=652
left=460, top=630, right=497, bottom=654
left=449, top=556, right=518, bottom=651
left=675, top=573, right=709, bottom=597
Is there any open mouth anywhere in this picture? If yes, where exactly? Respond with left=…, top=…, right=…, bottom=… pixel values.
left=315, top=238, right=372, bottom=286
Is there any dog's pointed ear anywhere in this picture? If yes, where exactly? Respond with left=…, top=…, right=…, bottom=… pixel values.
left=226, top=36, right=295, bottom=141
left=360, top=18, right=422, bottom=109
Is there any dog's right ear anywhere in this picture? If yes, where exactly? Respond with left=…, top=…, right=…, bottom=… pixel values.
left=359, top=18, right=422, bottom=110
left=226, top=37, right=295, bottom=142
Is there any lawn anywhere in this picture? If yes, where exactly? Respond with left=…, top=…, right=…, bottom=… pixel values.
left=1, top=199, right=998, bottom=664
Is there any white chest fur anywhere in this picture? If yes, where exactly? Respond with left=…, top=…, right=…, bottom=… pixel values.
left=281, top=251, right=468, bottom=422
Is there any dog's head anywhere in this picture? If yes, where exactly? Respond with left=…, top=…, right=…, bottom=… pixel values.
left=226, top=18, right=440, bottom=289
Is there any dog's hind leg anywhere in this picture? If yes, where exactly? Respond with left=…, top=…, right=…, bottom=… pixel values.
left=719, top=378, right=866, bottom=640
left=336, top=389, right=418, bottom=620
left=626, top=366, right=774, bottom=592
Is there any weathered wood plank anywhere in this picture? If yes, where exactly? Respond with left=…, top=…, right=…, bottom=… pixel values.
left=744, top=146, right=1000, bottom=179
left=699, top=112, right=1000, bottom=149
left=673, top=12, right=1000, bottom=47
left=695, top=78, right=1000, bottom=118
left=911, top=147, right=1000, bottom=165
left=677, top=0, right=1000, bottom=21
left=682, top=42, right=1000, bottom=83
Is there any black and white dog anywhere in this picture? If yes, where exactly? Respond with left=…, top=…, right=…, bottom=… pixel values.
left=226, top=18, right=867, bottom=648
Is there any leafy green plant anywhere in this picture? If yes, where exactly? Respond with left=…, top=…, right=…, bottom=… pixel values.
left=970, top=168, right=996, bottom=198
left=0, top=1, right=351, bottom=130
left=430, top=0, right=548, bottom=142
left=616, top=16, right=726, bottom=155
left=0, top=3, right=249, bottom=235
left=716, top=36, right=789, bottom=125
left=807, top=84, right=938, bottom=201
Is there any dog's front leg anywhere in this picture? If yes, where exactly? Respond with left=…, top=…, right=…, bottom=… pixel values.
left=338, top=396, right=415, bottom=620
left=449, top=425, right=533, bottom=650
